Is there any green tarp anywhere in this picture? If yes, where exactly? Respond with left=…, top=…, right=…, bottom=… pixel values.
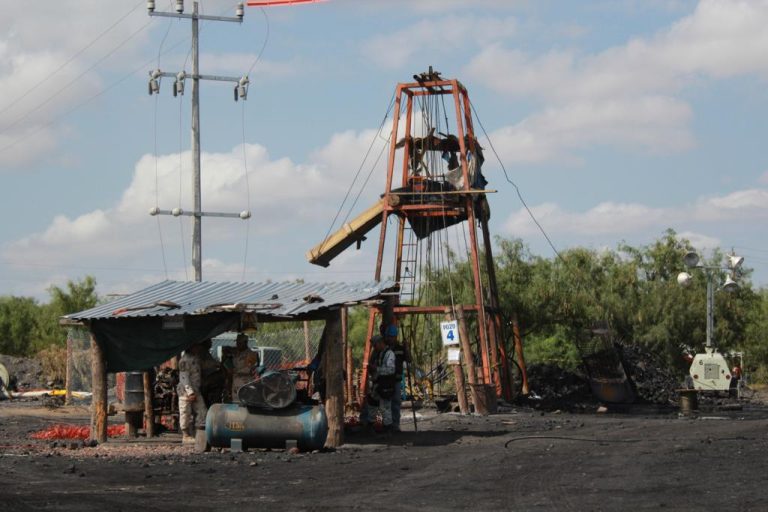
left=91, top=313, right=239, bottom=372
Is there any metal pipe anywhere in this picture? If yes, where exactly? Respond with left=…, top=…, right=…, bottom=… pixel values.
left=191, top=1, right=202, bottom=281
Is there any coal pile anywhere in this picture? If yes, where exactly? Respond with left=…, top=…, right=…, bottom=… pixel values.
left=617, top=343, right=682, bottom=405
left=523, top=363, right=596, bottom=410
left=0, top=354, right=47, bottom=390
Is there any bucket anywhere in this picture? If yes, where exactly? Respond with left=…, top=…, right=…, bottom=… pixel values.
left=678, top=389, right=698, bottom=415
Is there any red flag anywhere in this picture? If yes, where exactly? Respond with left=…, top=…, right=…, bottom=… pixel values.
left=247, top=0, right=326, bottom=6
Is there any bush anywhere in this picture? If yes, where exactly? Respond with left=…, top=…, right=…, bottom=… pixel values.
left=37, top=345, right=67, bottom=386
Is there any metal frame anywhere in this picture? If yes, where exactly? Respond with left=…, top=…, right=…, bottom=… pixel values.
left=359, top=76, right=512, bottom=401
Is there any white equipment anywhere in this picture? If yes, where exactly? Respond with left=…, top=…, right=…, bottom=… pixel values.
left=689, top=347, right=732, bottom=391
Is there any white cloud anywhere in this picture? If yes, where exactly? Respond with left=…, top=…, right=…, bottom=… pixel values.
left=362, top=15, right=518, bottom=69
left=677, top=231, right=721, bottom=250
left=758, top=170, right=768, bottom=184
left=465, top=0, right=768, bottom=164
left=3, top=125, right=391, bottom=282
left=503, top=187, right=768, bottom=238
left=0, top=1, right=151, bottom=167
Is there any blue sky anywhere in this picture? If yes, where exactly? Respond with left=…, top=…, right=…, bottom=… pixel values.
left=1, top=0, right=767, bottom=299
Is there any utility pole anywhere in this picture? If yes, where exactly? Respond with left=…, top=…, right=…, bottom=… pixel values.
left=147, top=0, right=251, bottom=282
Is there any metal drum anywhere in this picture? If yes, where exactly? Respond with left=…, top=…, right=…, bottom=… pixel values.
left=123, top=371, right=145, bottom=413
left=206, top=403, right=328, bottom=451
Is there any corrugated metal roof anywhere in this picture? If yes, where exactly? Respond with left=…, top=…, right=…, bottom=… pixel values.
left=64, top=280, right=396, bottom=321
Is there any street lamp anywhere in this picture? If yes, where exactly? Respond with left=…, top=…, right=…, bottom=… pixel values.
left=677, top=249, right=744, bottom=391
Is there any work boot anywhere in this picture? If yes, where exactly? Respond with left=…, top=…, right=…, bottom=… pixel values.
left=182, top=434, right=195, bottom=444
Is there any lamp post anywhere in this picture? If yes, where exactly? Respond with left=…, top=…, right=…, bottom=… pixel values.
left=677, top=250, right=743, bottom=391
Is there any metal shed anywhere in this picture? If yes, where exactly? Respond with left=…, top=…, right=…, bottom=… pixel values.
left=62, top=279, right=397, bottom=447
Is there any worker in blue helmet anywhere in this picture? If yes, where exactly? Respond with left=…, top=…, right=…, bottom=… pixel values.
left=385, top=324, right=410, bottom=432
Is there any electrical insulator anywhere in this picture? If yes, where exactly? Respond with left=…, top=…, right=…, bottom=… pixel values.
left=175, top=0, right=184, bottom=13
left=235, top=76, right=249, bottom=101
left=236, top=3, right=244, bottom=18
left=147, top=0, right=155, bottom=12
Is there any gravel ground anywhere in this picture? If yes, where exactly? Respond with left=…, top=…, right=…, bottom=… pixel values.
left=2, top=395, right=768, bottom=511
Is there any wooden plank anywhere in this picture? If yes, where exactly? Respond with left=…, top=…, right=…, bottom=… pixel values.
left=323, top=311, right=344, bottom=448
left=307, top=199, right=385, bottom=267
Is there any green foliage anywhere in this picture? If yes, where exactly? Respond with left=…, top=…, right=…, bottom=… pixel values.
left=421, top=229, right=766, bottom=377
left=0, top=276, right=99, bottom=356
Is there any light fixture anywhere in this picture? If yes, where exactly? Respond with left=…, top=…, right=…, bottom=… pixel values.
left=236, top=3, right=244, bottom=18
left=175, top=0, right=184, bottom=13
left=174, top=71, right=186, bottom=97
left=677, top=272, right=693, bottom=287
left=235, top=76, right=249, bottom=101
left=148, top=69, right=162, bottom=95
left=722, top=276, right=739, bottom=293
left=728, top=254, right=744, bottom=270
left=683, top=251, right=700, bottom=268
left=239, top=210, right=251, bottom=220
left=147, top=0, right=155, bottom=12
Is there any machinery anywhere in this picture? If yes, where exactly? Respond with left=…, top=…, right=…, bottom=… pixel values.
left=688, top=347, right=733, bottom=391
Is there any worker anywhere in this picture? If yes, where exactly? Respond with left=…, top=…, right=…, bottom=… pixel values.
left=177, top=343, right=208, bottom=444
left=199, top=338, right=224, bottom=406
left=224, top=333, right=260, bottom=403
left=362, top=334, right=396, bottom=433
left=385, top=324, right=410, bottom=432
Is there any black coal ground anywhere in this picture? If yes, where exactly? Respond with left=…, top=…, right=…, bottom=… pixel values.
left=2, top=396, right=768, bottom=511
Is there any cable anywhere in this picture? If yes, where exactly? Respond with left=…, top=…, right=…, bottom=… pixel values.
left=0, top=18, right=154, bottom=140
left=503, top=435, right=641, bottom=448
left=469, top=98, right=566, bottom=266
left=178, top=93, right=190, bottom=281
left=153, top=89, right=169, bottom=280
left=0, top=35, right=192, bottom=157
left=0, top=0, right=146, bottom=119
left=316, top=90, right=396, bottom=254
left=247, top=7, right=271, bottom=76
left=240, top=101, right=253, bottom=281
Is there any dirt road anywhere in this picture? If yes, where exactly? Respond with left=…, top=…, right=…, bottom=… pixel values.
left=2, top=400, right=767, bottom=511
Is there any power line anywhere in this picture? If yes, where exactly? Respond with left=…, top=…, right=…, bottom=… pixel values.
left=0, top=0, right=146, bottom=119
left=0, top=18, right=154, bottom=140
left=469, top=98, right=566, bottom=265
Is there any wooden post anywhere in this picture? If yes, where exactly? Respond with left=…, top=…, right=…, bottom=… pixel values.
left=446, top=308, right=469, bottom=415
left=143, top=371, right=155, bottom=438
left=323, top=310, right=344, bottom=448
left=90, top=334, right=108, bottom=443
left=342, top=307, right=353, bottom=405
left=512, top=313, right=529, bottom=395
left=303, top=320, right=311, bottom=363
left=456, top=305, right=486, bottom=415
left=65, top=334, right=73, bottom=406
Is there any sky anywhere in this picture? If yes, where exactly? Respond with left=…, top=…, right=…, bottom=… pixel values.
left=1, top=0, right=767, bottom=300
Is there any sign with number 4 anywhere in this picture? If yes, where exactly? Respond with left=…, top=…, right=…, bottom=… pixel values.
left=440, top=320, right=460, bottom=346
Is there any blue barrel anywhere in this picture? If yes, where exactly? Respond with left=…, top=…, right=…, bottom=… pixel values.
left=206, top=403, right=328, bottom=451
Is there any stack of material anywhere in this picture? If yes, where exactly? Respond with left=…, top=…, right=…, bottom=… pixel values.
left=617, top=343, right=682, bottom=405
left=524, top=363, right=595, bottom=410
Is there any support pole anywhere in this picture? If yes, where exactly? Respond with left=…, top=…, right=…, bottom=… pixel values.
left=342, top=307, right=353, bottom=405
left=512, top=313, right=529, bottom=395
left=323, top=310, right=344, bottom=448
left=90, top=334, right=108, bottom=444
left=456, top=305, right=485, bottom=415
left=143, top=371, right=155, bottom=438
left=446, top=307, right=469, bottom=415
left=65, top=334, right=73, bottom=406
left=303, top=320, right=311, bottom=362
left=191, top=1, right=202, bottom=282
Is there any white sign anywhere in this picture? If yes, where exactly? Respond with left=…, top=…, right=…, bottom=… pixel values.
left=440, top=320, right=460, bottom=346
left=447, top=347, right=461, bottom=364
